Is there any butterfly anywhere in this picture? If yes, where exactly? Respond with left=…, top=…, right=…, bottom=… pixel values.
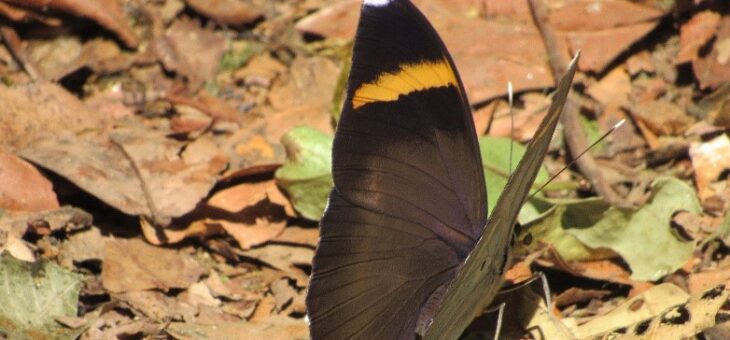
left=306, top=0, right=577, bottom=339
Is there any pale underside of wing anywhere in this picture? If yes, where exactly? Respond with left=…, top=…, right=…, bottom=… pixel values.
left=422, top=53, right=581, bottom=340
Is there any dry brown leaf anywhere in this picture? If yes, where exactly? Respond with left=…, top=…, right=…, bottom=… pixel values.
left=0, top=206, right=92, bottom=240
left=270, top=278, right=296, bottom=312
left=222, top=127, right=284, bottom=177
left=0, top=82, right=111, bottom=150
left=693, top=16, right=730, bottom=89
left=4, top=0, right=138, bottom=48
left=626, top=50, right=655, bottom=75
left=216, top=217, right=287, bottom=250
left=204, top=272, right=241, bottom=301
left=167, top=180, right=289, bottom=249
left=168, top=90, right=243, bottom=123
left=592, top=285, right=729, bottom=339
left=144, top=182, right=290, bottom=249
left=272, top=226, right=319, bottom=247
left=250, top=294, right=276, bottom=322
left=208, top=181, right=272, bottom=211
left=170, top=106, right=213, bottom=134
left=185, top=0, right=263, bottom=25
left=141, top=217, right=222, bottom=245
left=554, top=287, right=610, bottom=308
left=20, top=130, right=227, bottom=224
left=631, top=77, right=668, bottom=104
left=101, top=238, right=206, bottom=293
left=115, top=290, right=190, bottom=321
left=81, top=310, right=162, bottom=340
left=571, top=283, right=690, bottom=338
left=233, top=52, right=287, bottom=85
left=0, top=2, right=60, bottom=24
left=676, top=11, right=721, bottom=64
left=295, top=0, right=554, bottom=104
left=239, top=244, right=314, bottom=276
left=548, top=1, right=663, bottom=32
left=221, top=299, right=257, bottom=319
left=539, top=258, right=634, bottom=286
left=294, top=0, right=359, bottom=39
left=596, top=106, right=645, bottom=155
left=84, top=79, right=136, bottom=120
left=154, top=17, right=227, bottom=91
left=265, top=56, right=337, bottom=140
left=0, top=149, right=58, bottom=212
left=166, top=316, right=308, bottom=339
left=688, top=267, right=730, bottom=295
left=567, top=22, right=658, bottom=73
left=586, top=66, right=631, bottom=108
left=689, top=135, right=730, bottom=201
left=503, top=259, right=534, bottom=284
left=285, top=291, right=307, bottom=316
left=58, top=227, right=106, bottom=269
left=221, top=269, right=270, bottom=302
left=3, top=236, right=35, bottom=262
left=196, top=305, right=241, bottom=324
left=25, top=36, right=132, bottom=81
left=630, top=101, right=695, bottom=136
left=179, top=282, right=222, bottom=308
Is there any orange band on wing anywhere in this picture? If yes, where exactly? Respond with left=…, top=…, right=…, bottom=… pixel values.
left=351, top=59, right=458, bottom=109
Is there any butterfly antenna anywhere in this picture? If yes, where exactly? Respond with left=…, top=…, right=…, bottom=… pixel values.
left=527, top=119, right=626, bottom=200
left=508, top=81, right=514, bottom=176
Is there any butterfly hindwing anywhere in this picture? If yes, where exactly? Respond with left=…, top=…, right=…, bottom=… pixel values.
left=306, top=0, right=486, bottom=339
left=307, top=189, right=460, bottom=339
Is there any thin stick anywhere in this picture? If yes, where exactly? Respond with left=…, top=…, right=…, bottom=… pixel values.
left=528, top=119, right=626, bottom=200
left=528, top=0, right=622, bottom=204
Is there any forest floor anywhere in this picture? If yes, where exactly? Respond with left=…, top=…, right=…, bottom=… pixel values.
left=0, top=0, right=729, bottom=339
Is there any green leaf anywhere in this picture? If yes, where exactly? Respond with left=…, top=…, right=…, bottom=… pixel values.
left=275, top=126, right=334, bottom=221
left=0, top=252, right=84, bottom=339
left=479, top=136, right=551, bottom=223
left=565, top=177, right=700, bottom=281
left=517, top=197, right=608, bottom=261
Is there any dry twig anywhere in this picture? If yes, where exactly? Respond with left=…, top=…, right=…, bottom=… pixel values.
left=528, top=0, right=623, bottom=205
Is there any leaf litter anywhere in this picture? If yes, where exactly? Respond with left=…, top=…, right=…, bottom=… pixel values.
left=0, top=0, right=728, bottom=339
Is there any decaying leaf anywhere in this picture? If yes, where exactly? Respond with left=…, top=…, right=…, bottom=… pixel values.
left=184, top=0, right=264, bottom=26
left=166, top=315, right=308, bottom=339
left=0, top=252, right=84, bottom=339
left=689, top=134, right=730, bottom=201
left=589, top=285, right=729, bottom=339
left=101, top=238, right=206, bottom=293
left=567, top=177, right=700, bottom=281
left=19, top=129, right=228, bottom=225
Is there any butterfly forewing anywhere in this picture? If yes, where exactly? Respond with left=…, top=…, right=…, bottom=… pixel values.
left=306, top=0, right=486, bottom=339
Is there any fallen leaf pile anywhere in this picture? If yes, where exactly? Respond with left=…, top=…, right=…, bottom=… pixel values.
left=0, top=0, right=728, bottom=339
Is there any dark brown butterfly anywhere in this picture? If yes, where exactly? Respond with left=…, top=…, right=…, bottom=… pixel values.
left=306, top=0, right=578, bottom=339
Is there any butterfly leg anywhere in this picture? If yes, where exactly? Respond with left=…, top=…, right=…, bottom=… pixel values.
left=493, top=302, right=506, bottom=340
left=480, top=302, right=506, bottom=340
